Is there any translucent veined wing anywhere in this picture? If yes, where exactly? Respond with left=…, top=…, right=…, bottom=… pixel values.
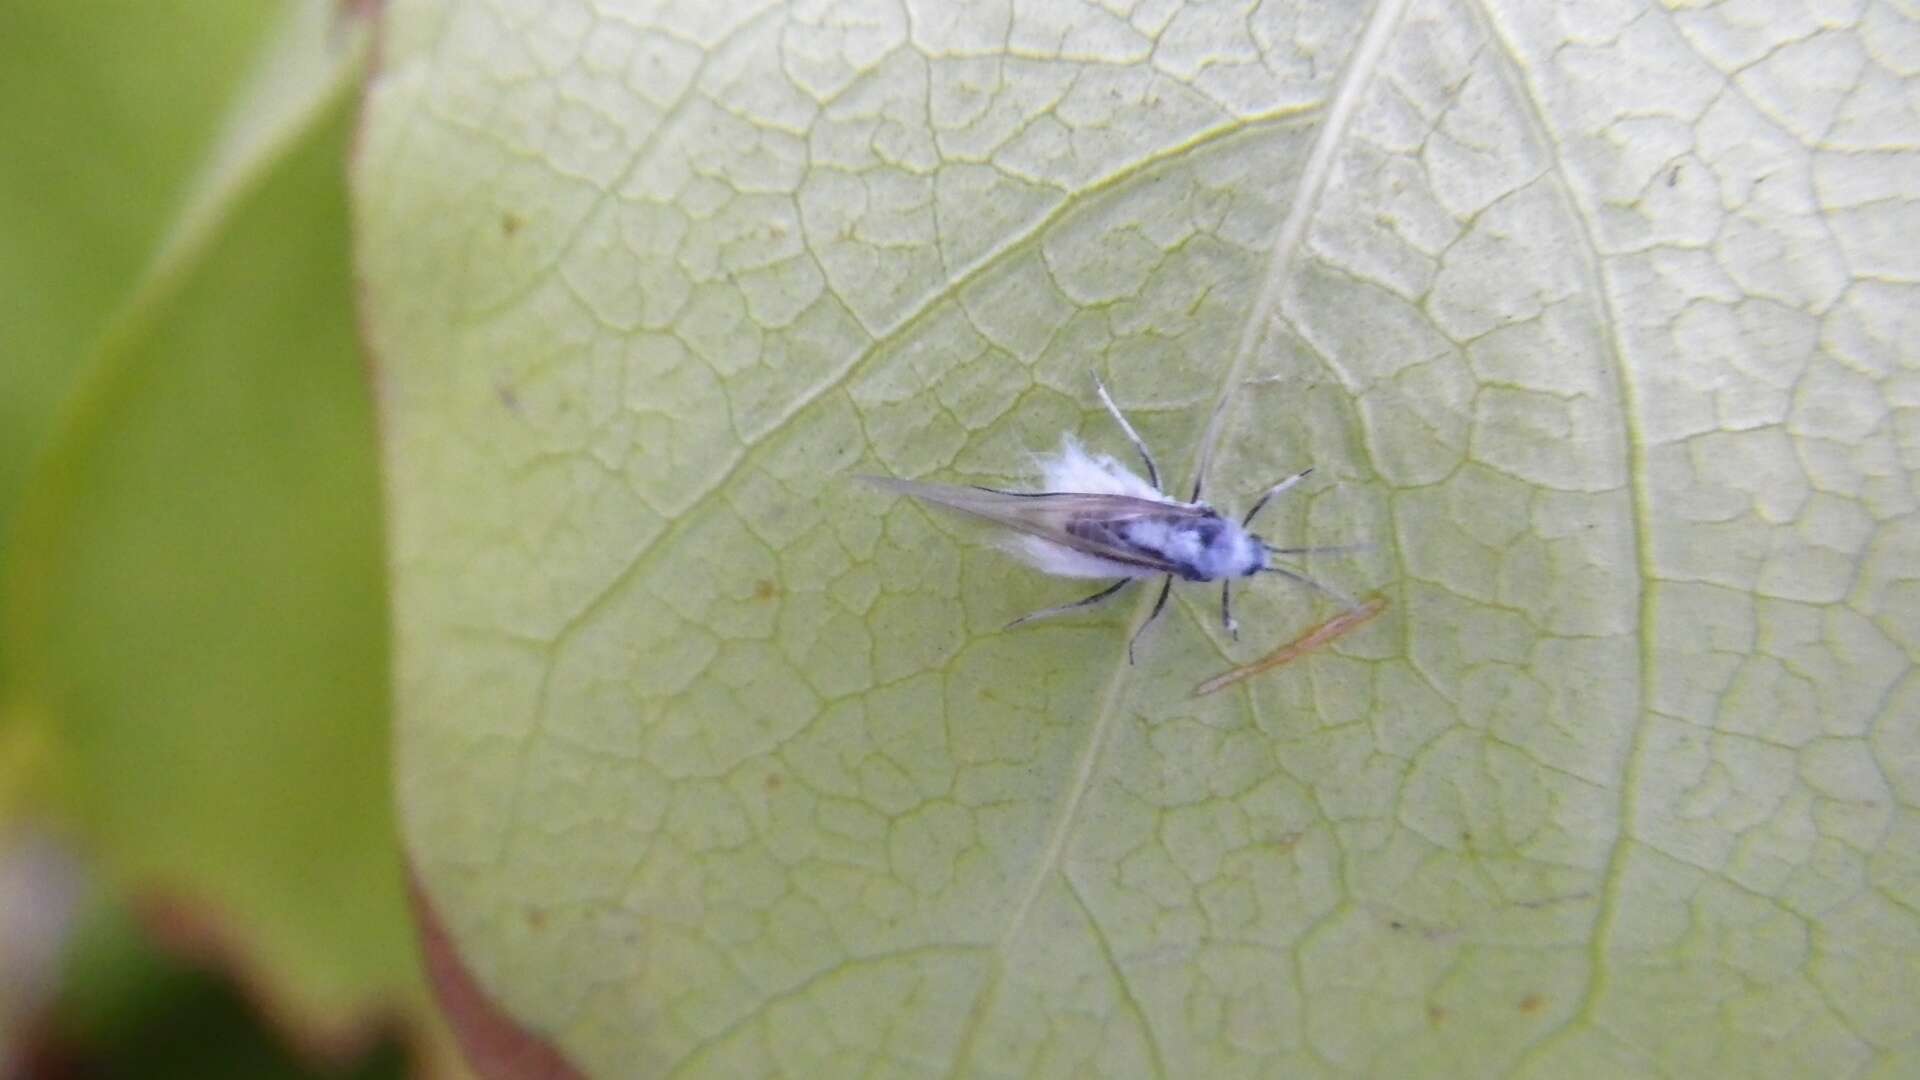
left=860, top=476, right=1209, bottom=576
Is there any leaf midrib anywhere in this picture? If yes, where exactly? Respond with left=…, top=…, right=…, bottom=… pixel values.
left=958, top=0, right=1416, bottom=1072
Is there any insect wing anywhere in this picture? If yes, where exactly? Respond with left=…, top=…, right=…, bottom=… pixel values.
left=860, top=477, right=1198, bottom=574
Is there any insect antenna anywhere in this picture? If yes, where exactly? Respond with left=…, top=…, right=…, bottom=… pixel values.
left=1265, top=542, right=1376, bottom=558
left=1241, top=467, right=1314, bottom=526
left=1261, top=563, right=1362, bottom=611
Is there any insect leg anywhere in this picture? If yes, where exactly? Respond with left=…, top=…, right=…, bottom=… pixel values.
left=1128, top=575, right=1174, bottom=665
left=1221, top=580, right=1238, bottom=640
left=1091, top=371, right=1162, bottom=492
left=1006, top=578, right=1133, bottom=629
left=1187, top=389, right=1235, bottom=502
left=1241, top=467, right=1314, bottom=526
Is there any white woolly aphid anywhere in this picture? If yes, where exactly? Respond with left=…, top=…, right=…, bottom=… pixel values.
left=856, top=368, right=1367, bottom=661
left=861, top=373, right=1364, bottom=663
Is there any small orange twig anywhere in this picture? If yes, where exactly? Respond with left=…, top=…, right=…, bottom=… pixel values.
left=1194, top=595, right=1388, bottom=696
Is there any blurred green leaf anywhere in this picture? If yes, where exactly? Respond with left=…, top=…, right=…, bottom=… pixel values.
left=0, top=0, right=279, bottom=584
left=2, top=0, right=432, bottom=1060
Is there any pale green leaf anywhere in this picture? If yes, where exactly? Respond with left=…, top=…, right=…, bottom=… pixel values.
left=357, top=1, right=1920, bottom=1075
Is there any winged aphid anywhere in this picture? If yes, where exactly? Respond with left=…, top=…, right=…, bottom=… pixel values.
left=863, top=374, right=1365, bottom=663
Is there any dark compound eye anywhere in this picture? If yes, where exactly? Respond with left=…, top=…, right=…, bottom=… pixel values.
left=1195, top=520, right=1223, bottom=545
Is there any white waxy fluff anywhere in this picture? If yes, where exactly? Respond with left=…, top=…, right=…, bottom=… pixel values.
left=1036, top=436, right=1163, bottom=500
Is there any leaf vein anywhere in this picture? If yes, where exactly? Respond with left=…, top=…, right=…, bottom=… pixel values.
left=1462, top=0, right=1662, bottom=1050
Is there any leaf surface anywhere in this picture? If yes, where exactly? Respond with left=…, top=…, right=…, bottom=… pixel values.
left=356, top=1, right=1920, bottom=1074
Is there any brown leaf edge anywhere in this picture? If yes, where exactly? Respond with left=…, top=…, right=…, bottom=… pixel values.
left=408, top=868, right=583, bottom=1080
